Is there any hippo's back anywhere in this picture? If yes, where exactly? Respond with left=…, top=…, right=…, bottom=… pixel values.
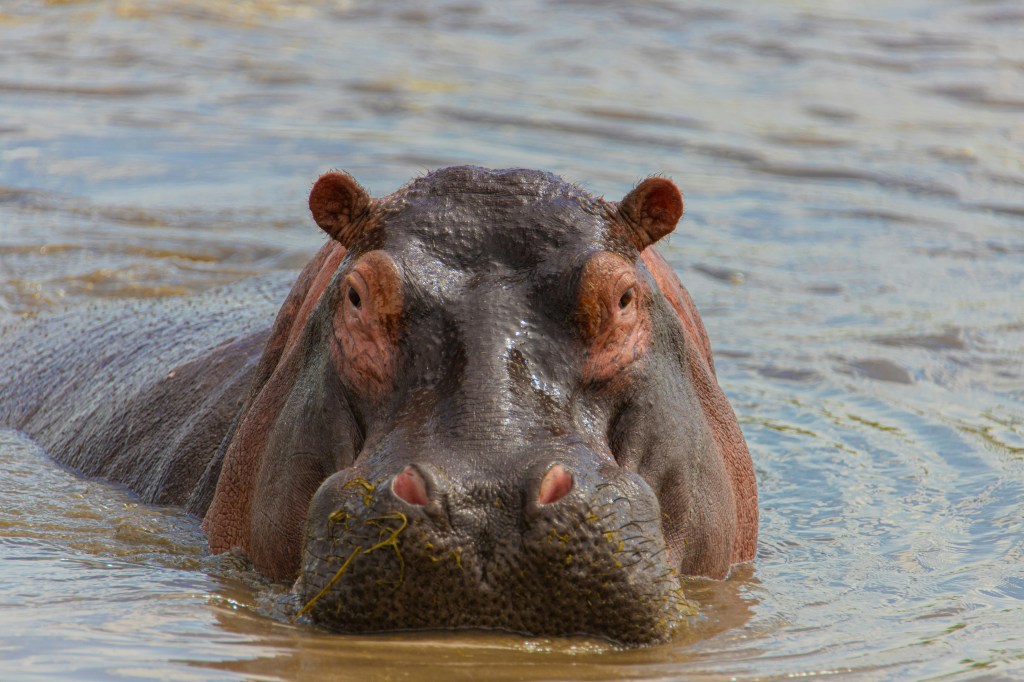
left=0, top=272, right=294, bottom=513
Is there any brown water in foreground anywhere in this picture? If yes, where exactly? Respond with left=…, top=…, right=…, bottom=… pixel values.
left=1, top=1, right=1022, bottom=680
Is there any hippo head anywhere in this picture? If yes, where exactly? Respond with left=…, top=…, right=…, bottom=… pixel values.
left=202, top=166, right=757, bottom=645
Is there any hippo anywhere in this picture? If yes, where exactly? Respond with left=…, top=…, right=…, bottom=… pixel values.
left=0, top=166, right=756, bottom=645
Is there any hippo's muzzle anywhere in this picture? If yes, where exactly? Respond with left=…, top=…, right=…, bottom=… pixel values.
left=294, top=447, right=689, bottom=645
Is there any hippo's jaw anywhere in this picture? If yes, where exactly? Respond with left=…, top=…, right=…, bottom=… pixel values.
left=293, top=458, right=690, bottom=645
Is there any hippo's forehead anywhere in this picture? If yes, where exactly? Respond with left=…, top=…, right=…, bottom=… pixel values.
left=378, top=166, right=607, bottom=272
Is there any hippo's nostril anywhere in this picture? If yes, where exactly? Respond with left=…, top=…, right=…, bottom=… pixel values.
left=537, top=464, right=573, bottom=505
left=392, top=465, right=429, bottom=506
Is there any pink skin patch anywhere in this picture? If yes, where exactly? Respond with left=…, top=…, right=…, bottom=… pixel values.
left=576, top=252, right=651, bottom=384
left=392, top=466, right=429, bottom=506
left=538, top=464, right=573, bottom=505
left=330, top=250, right=403, bottom=400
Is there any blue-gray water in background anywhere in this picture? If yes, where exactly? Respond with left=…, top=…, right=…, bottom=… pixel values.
left=0, top=1, right=1022, bottom=680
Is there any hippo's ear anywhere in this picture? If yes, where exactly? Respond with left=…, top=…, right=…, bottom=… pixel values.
left=615, top=178, right=684, bottom=251
left=309, top=172, right=377, bottom=246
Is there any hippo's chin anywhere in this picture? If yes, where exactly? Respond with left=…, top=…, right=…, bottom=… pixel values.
left=291, top=467, right=691, bottom=646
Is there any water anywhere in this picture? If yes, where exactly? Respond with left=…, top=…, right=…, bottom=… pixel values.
left=1, top=0, right=1022, bottom=679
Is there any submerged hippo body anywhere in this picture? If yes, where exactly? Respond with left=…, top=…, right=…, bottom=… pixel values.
left=0, top=167, right=756, bottom=645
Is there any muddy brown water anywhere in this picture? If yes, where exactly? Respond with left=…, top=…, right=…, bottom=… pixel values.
left=1, top=1, right=1023, bottom=680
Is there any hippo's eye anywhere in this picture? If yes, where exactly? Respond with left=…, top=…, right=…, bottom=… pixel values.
left=618, top=287, right=635, bottom=310
left=347, top=286, right=362, bottom=309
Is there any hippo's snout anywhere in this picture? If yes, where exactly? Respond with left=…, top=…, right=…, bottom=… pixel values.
left=294, top=455, right=690, bottom=645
